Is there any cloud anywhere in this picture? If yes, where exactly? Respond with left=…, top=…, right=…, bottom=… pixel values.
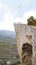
left=23, top=0, right=30, bottom=4
left=0, top=1, right=8, bottom=10
left=0, top=1, right=26, bottom=31
left=23, top=9, right=36, bottom=23
left=14, top=9, right=36, bottom=24
left=0, top=1, right=9, bottom=22
left=0, top=9, right=36, bottom=31
left=0, top=1, right=14, bottom=31
left=14, top=17, right=27, bottom=24
left=3, top=11, right=14, bottom=22
left=0, top=1, right=36, bottom=31
left=0, top=11, right=14, bottom=31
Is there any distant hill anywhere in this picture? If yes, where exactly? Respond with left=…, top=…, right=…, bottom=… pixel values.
left=0, top=30, right=16, bottom=39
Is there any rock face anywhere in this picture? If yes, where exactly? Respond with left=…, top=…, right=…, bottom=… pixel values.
left=14, top=24, right=36, bottom=65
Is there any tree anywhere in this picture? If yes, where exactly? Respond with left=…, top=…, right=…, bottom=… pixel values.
left=27, top=16, right=36, bottom=26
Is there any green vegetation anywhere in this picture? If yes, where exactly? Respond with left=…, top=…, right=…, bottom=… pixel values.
left=0, top=56, right=20, bottom=65
left=0, top=42, right=17, bottom=48
left=27, top=16, right=36, bottom=26
left=0, top=38, right=21, bottom=65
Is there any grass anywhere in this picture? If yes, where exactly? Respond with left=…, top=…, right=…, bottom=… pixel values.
left=0, top=38, right=21, bottom=65
left=0, top=42, right=17, bottom=48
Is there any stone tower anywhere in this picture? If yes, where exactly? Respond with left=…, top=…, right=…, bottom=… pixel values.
left=14, top=24, right=36, bottom=65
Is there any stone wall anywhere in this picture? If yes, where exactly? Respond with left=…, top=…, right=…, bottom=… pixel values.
left=14, top=24, right=36, bottom=65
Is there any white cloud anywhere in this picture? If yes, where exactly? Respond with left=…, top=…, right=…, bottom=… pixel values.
left=0, top=9, right=36, bottom=31
left=0, top=11, right=14, bottom=31
left=0, top=1, right=26, bottom=31
left=0, top=1, right=14, bottom=31
left=14, top=17, right=27, bottom=24
left=14, top=9, right=36, bottom=24
left=0, top=1, right=8, bottom=10
left=23, top=10, right=36, bottom=24
left=3, top=11, right=14, bottom=22
left=0, top=1, right=36, bottom=31
left=23, top=0, right=30, bottom=4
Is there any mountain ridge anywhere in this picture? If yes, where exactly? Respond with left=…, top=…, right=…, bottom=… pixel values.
left=0, top=30, right=16, bottom=39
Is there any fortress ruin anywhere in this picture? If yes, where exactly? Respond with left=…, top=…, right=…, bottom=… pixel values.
left=14, top=24, right=36, bottom=65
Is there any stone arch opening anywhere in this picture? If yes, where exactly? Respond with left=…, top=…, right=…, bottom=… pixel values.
left=22, top=42, right=32, bottom=65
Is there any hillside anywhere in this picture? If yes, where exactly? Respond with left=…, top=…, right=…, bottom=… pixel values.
left=0, top=30, right=16, bottom=39
left=0, top=30, right=21, bottom=65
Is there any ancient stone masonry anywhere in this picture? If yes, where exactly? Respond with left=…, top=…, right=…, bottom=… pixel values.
left=14, top=24, right=36, bottom=65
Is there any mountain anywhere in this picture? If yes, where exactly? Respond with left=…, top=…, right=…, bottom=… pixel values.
left=0, top=30, right=16, bottom=39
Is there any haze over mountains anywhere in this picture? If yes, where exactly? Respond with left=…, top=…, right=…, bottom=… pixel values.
left=0, top=30, right=16, bottom=39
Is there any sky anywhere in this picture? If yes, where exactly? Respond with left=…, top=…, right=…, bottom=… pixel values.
left=0, top=0, right=36, bottom=31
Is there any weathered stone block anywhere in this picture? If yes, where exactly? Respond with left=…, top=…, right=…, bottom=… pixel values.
left=14, top=24, right=36, bottom=65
